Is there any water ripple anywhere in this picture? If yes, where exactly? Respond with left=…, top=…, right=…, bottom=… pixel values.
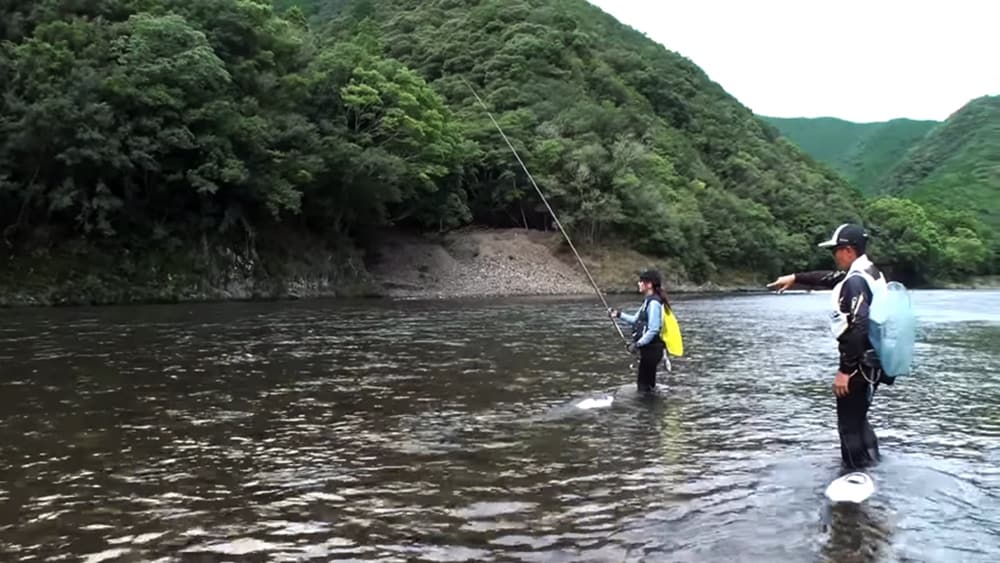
left=0, top=291, right=997, bottom=561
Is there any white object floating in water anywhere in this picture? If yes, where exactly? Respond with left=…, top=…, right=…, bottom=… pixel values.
left=825, top=472, right=875, bottom=503
left=576, top=395, right=614, bottom=410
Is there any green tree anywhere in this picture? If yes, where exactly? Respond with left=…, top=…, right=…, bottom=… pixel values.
left=8, top=0, right=985, bottom=300
left=865, top=198, right=942, bottom=282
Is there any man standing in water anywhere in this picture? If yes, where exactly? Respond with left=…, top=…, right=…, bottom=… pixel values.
left=768, top=224, right=892, bottom=470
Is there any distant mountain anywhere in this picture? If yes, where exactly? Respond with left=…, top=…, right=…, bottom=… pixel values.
left=762, top=116, right=938, bottom=193
left=765, top=103, right=998, bottom=278
left=879, top=96, right=1000, bottom=229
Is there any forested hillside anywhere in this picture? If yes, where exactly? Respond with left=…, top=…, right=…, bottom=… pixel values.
left=763, top=116, right=937, bottom=193
left=880, top=96, right=1000, bottom=229
left=276, top=0, right=867, bottom=277
left=766, top=101, right=998, bottom=279
left=286, top=0, right=998, bottom=282
left=0, top=0, right=991, bottom=304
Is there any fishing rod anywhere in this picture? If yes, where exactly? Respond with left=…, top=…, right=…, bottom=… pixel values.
left=460, top=78, right=630, bottom=350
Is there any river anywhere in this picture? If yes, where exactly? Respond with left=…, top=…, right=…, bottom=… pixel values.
left=1, top=290, right=998, bottom=562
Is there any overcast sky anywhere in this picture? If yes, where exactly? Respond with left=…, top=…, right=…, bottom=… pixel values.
left=587, top=0, right=1000, bottom=122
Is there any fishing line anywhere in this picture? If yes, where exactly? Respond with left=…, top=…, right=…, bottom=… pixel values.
left=460, top=78, right=630, bottom=350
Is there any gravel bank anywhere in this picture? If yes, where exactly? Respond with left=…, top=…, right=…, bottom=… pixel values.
left=368, top=228, right=595, bottom=298
left=366, top=227, right=769, bottom=299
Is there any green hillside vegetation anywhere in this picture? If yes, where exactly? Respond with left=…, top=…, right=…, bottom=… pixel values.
left=849, top=119, right=939, bottom=192
left=296, top=0, right=874, bottom=277
left=880, top=96, right=1000, bottom=230
left=0, top=0, right=992, bottom=303
left=870, top=96, right=1000, bottom=277
left=766, top=102, right=998, bottom=279
left=864, top=197, right=993, bottom=281
left=762, top=117, right=870, bottom=168
left=0, top=0, right=862, bottom=287
left=763, top=116, right=937, bottom=193
left=277, top=0, right=1000, bottom=283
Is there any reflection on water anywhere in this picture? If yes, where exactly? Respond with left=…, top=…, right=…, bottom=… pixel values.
left=0, top=290, right=998, bottom=561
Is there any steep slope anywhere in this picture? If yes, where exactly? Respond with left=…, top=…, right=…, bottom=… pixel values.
left=0, top=0, right=888, bottom=309
left=763, top=116, right=938, bottom=192
left=0, top=0, right=989, bottom=305
left=846, top=119, right=940, bottom=192
left=762, top=116, right=871, bottom=168
left=879, top=96, right=1000, bottom=229
left=298, top=0, right=864, bottom=276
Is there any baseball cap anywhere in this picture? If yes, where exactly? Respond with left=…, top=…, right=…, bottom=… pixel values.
left=817, top=223, right=869, bottom=250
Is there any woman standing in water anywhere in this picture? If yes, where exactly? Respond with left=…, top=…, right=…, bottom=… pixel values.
left=608, top=270, right=671, bottom=393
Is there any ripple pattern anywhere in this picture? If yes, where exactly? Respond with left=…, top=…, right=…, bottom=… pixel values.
left=0, top=291, right=998, bottom=561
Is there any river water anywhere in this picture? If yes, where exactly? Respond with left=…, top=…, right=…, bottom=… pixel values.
left=0, top=290, right=997, bottom=562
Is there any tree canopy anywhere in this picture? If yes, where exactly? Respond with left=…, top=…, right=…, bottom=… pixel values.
left=0, top=0, right=987, bottom=290
left=763, top=116, right=938, bottom=194
left=0, top=0, right=472, bottom=252
left=765, top=98, right=999, bottom=279
left=280, top=0, right=867, bottom=277
left=880, top=96, right=1000, bottom=233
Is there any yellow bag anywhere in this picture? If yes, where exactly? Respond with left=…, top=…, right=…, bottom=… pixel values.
left=661, top=307, right=684, bottom=357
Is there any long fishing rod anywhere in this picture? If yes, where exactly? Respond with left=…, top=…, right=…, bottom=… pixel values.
left=460, top=78, right=629, bottom=349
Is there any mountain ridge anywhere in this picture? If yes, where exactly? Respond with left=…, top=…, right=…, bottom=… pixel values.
left=762, top=115, right=939, bottom=193
left=0, top=0, right=992, bottom=307
left=879, top=96, right=1000, bottom=234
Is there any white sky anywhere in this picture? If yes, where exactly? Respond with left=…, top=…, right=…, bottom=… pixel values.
left=587, top=0, right=1000, bottom=122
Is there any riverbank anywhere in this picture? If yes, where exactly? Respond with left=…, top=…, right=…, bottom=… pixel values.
left=0, top=234, right=375, bottom=307
left=0, top=227, right=769, bottom=307
left=4, top=227, right=996, bottom=308
left=366, top=227, right=767, bottom=299
left=937, top=275, right=1000, bottom=290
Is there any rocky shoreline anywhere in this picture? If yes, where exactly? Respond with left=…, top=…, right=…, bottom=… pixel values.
left=367, top=228, right=591, bottom=299
left=0, top=227, right=775, bottom=308
left=365, top=227, right=765, bottom=299
left=0, top=227, right=889, bottom=307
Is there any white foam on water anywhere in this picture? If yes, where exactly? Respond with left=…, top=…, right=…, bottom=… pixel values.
left=82, top=548, right=132, bottom=563
left=825, top=472, right=875, bottom=503
left=575, top=396, right=614, bottom=410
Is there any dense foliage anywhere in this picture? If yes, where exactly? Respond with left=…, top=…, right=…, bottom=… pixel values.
left=0, top=0, right=987, bottom=291
left=880, top=96, right=1000, bottom=230
left=763, top=116, right=938, bottom=194
left=0, top=0, right=474, bottom=264
left=289, top=0, right=869, bottom=277
left=864, top=197, right=994, bottom=282
left=767, top=98, right=999, bottom=279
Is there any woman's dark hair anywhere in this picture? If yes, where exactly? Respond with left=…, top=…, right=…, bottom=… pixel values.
left=653, top=284, right=672, bottom=311
left=638, top=269, right=672, bottom=310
